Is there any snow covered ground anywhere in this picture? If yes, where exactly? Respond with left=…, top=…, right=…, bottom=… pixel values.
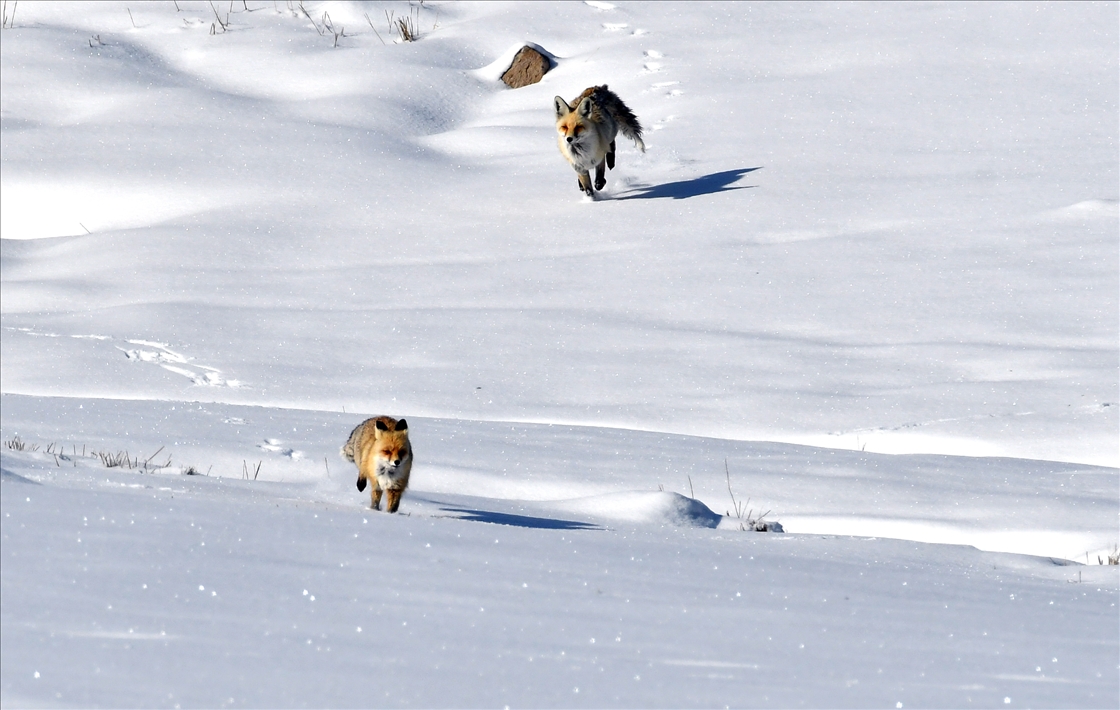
left=2, top=1, right=1117, bottom=707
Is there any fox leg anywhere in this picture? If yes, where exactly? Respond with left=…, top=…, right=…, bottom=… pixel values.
left=606, top=140, right=616, bottom=170
left=358, top=458, right=382, bottom=509
left=577, top=171, right=594, bottom=196
left=385, top=488, right=404, bottom=514
left=594, top=160, right=607, bottom=191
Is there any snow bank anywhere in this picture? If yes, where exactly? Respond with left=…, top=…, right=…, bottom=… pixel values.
left=552, top=490, right=722, bottom=528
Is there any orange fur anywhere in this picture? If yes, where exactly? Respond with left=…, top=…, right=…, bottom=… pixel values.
left=341, top=416, right=413, bottom=512
left=554, top=85, right=644, bottom=196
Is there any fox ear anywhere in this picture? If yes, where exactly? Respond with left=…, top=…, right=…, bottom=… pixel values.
left=375, top=419, right=389, bottom=431
left=395, top=419, right=408, bottom=431
left=356, top=476, right=367, bottom=492
left=577, top=97, right=593, bottom=118
left=554, top=96, right=570, bottom=118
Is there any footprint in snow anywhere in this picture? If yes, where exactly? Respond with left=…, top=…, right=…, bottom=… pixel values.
left=642, top=49, right=667, bottom=73
left=258, top=439, right=305, bottom=460
left=8, top=327, right=244, bottom=389
left=118, top=339, right=243, bottom=388
left=649, top=80, right=682, bottom=99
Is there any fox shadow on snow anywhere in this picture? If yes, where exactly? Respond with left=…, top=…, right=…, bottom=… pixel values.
left=438, top=507, right=601, bottom=531
left=615, top=167, right=760, bottom=200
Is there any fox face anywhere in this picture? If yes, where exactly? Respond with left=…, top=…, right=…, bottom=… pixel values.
left=373, top=431, right=411, bottom=481
left=555, top=96, right=613, bottom=173
left=556, top=111, right=590, bottom=152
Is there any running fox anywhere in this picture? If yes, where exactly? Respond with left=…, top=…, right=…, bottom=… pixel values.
left=341, top=416, right=412, bottom=513
left=554, top=85, right=645, bottom=196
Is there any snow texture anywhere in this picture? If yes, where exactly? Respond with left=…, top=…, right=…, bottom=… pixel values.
left=1, top=1, right=1117, bottom=707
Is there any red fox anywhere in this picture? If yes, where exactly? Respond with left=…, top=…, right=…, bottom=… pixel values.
left=341, top=416, right=412, bottom=513
left=554, top=85, right=645, bottom=196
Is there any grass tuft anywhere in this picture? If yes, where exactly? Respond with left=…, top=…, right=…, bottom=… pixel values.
left=98, top=450, right=135, bottom=468
left=2, top=1, right=18, bottom=30
left=4, top=435, right=38, bottom=452
left=725, top=459, right=779, bottom=532
left=385, top=4, right=420, bottom=42
left=243, top=460, right=262, bottom=480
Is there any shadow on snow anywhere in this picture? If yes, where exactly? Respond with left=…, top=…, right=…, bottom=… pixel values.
left=614, top=167, right=761, bottom=200
left=437, top=507, right=601, bottom=530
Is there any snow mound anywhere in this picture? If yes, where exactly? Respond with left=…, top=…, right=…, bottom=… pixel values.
left=552, top=491, right=723, bottom=528
left=1046, top=199, right=1120, bottom=219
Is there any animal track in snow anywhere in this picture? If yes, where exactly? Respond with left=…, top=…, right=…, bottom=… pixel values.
left=642, top=49, right=667, bottom=73
left=117, top=339, right=243, bottom=388
left=6, top=327, right=242, bottom=388
left=7, top=326, right=94, bottom=339
left=258, top=439, right=305, bottom=460
left=648, top=80, right=682, bottom=98
left=602, top=22, right=628, bottom=32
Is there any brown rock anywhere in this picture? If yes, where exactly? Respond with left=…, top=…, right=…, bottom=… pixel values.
left=501, top=46, right=550, bottom=89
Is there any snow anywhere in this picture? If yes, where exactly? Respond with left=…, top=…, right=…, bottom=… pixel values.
left=2, top=1, right=1117, bottom=707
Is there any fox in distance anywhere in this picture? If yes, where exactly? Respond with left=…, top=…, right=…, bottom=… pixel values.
left=341, top=416, right=412, bottom=513
left=554, top=85, right=645, bottom=197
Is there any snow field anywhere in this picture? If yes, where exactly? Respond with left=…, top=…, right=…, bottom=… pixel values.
left=2, top=457, right=1117, bottom=708
left=2, top=1, right=1118, bottom=706
left=2, top=1, right=1116, bottom=463
left=2, top=394, right=1117, bottom=562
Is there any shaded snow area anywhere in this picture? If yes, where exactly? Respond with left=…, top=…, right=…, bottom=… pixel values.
left=1, top=1, right=1117, bottom=707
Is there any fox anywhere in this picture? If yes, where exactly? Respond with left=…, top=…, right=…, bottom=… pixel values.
left=341, top=416, right=413, bottom=513
left=554, top=85, right=645, bottom=197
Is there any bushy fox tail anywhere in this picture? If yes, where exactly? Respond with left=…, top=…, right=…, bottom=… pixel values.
left=592, top=84, right=645, bottom=152
left=340, top=423, right=361, bottom=463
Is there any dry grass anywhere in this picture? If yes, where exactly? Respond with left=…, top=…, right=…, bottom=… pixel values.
left=384, top=5, right=420, bottom=42
left=4, top=435, right=38, bottom=452
left=2, top=1, right=18, bottom=29
left=725, top=459, right=778, bottom=532
left=1100, top=545, right=1119, bottom=565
